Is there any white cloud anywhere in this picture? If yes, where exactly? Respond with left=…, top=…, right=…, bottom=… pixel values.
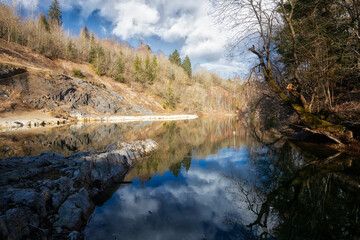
left=111, top=0, right=160, bottom=39
left=10, top=0, right=255, bottom=77
left=63, top=0, right=233, bottom=74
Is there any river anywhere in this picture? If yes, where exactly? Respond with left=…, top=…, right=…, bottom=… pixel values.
left=1, top=117, right=359, bottom=239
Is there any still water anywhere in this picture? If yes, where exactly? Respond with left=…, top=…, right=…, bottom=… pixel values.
left=1, top=117, right=359, bottom=239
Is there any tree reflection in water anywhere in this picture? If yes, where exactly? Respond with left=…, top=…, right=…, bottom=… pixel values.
left=226, top=137, right=360, bottom=240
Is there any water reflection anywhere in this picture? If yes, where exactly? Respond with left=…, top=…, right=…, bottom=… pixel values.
left=82, top=118, right=359, bottom=240
left=1, top=117, right=359, bottom=239
left=0, top=121, right=159, bottom=159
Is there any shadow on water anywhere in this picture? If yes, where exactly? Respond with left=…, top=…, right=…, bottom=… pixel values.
left=225, top=138, right=360, bottom=240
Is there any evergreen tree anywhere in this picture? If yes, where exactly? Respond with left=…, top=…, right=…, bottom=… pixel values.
left=145, top=55, right=150, bottom=75
left=66, top=40, right=75, bottom=59
left=115, top=55, right=125, bottom=83
left=169, top=49, right=181, bottom=66
left=165, top=83, right=176, bottom=110
left=134, top=56, right=144, bottom=83
left=40, top=14, right=50, bottom=32
left=150, top=57, right=158, bottom=84
left=81, top=25, right=89, bottom=39
left=182, top=157, right=191, bottom=172
left=181, top=55, right=192, bottom=78
left=169, top=162, right=181, bottom=177
left=89, top=42, right=106, bottom=76
left=145, top=55, right=151, bottom=83
left=48, top=0, right=62, bottom=25
left=144, top=56, right=158, bottom=84
left=89, top=46, right=97, bottom=64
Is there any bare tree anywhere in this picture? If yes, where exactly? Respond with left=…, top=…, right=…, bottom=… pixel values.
left=211, top=0, right=353, bottom=144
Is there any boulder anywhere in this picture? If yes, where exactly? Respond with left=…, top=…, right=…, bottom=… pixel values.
left=0, top=139, right=158, bottom=239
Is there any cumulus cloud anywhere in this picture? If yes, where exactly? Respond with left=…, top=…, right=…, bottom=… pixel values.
left=9, top=0, right=250, bottom=77
left=67, top=0, right=232, bottom=71
left=111, top=1, right=160, bottom=39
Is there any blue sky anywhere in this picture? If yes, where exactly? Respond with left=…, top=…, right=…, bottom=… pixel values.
left=3, top=0, right=255, bottom=78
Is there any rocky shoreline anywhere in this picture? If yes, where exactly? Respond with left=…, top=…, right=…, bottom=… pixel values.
left=0, top=139, right=158, bottom=239
left=0, top=114, right=198, bottom=132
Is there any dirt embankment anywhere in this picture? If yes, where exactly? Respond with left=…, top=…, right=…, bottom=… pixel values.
left=0, top=40, right=181, bottom=129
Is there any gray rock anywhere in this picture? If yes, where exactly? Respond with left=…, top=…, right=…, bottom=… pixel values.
left=52, top=192, right=66, bottom=209
left=1, top=70, right=153, bottom=117
left=55, top=177, right=74, bottom=192
left=0, top=139, right=158, bottom=239
left=54, top=200, right=82, bottom=229
left=68, top=230, right=81, bottom=240
left=0, top=208, right=39, bottom=240
left=11, top=189, right=46, bottom=217
left=54, top=188, right=94, bottom=229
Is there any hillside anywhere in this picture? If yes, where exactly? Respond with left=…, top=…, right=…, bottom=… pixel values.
left=0, top=39, right=159, bottom=116
left=0, top=39, right=233, bottom=126
left=0, top=2, right=236, bottom=128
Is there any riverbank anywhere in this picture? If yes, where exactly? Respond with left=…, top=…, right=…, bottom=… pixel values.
left=0, top=139, right=158, bottom=239
left=0, top=111, right=198, bottom=131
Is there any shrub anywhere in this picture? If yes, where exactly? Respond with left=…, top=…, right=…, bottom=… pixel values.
left=72, top=69, right=85, bottom=79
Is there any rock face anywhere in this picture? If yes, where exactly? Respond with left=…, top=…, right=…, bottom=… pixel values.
left=0, top=64, right=152, bottom=115
left=0, top=139, right=158, bottom=239
left=0, top=65, right=26, bottom=79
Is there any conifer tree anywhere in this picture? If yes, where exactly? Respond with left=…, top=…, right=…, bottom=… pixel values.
left=48, top=0, right=62, bottom=25
left=169, top=49, right=181, bottom=66
left=166, top=84, right=176, bottom=110
left=144, top=56, right=158, bottom=84
left=181, top=55, right=192, bottom=78
left=145, top=55, right=151, bottom=83
left=150, top=57, right=158, bottom=84
left=115, top=55, right=125, bottom=83
left=40, top=14, right=50, bottom=32
left=134, top=55, right=144, bottom=83
left=81, top=25, right=89, bottom=39
left=89, top=41, right=106, bottom=76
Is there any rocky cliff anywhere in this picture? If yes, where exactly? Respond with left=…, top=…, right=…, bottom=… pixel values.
left=0, top=64, right=152, bottom=118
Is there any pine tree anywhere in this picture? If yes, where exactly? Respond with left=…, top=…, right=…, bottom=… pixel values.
left=150, top=57, right=158, bottom=84
left=169, top=49, right=181, bottom=66
left=181, top=55, right=192, bottom=78
left=81, top=26, right=89, bottom=39
left=115, top=55, right=125, bottom=83
left=144, top=55, right=159, bottom=84
left=89, top=42, right=106, bottom=76
left=165, top=83, right=176, bottom=110
left=134, top=56, right=144, bottom=83
left=48, top=0, right=62, bottom=25
left=40, top=14, right=50, bottom=32
left=66, top=40, right=75, bottom=59
left=145, top=55, right=151, bottom=83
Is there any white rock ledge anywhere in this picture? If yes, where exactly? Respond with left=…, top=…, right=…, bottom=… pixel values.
left=88, top=114, right=198, bottom=123
left=0, top=114, right=198, bottom=132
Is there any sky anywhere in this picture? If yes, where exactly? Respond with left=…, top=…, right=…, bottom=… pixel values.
left=4, top=0, right=256, bottom=79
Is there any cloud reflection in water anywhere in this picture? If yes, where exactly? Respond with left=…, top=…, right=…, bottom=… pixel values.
left=85, top=147, right=258, bottom=240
